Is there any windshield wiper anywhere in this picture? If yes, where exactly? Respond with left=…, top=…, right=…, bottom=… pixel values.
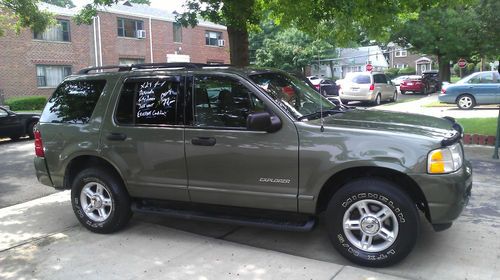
left=298, top=108, right=347, bottom=121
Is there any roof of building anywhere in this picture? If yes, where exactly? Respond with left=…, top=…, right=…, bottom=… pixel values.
left=38, top=1, right=226, bottom=30
left=339, top=46, right=386, bottom=65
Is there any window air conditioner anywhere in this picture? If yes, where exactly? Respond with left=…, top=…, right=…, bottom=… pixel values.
left=217, top=39, right=225, bottom=47
left=136, top=30, right=146, bottom=39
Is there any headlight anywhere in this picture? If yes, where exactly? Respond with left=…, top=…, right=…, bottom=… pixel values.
left=427, top=143, right=463, bottom=174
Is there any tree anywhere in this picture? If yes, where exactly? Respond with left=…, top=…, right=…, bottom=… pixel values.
left=391, top=0, right=499, bottom=81
left=254, top=27, right=334, bottom=73
left=41, top=0, right=75, bottom=8
left=0, top=0, right=54, bottom=36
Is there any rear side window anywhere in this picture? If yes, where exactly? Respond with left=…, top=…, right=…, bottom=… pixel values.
left=373, top=74, right=387, bottom=84
left=350, top=74, right=371, bottom=84
left=115, top=77, right=183, bottom=125
left=41, top=80, right=106, bottom=123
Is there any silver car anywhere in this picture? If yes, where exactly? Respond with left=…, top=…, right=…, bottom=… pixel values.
left=340, top=72, right=398, bottom=105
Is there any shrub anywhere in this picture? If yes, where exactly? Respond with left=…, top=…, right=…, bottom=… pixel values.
left=384, top=68, right=400, bottom=79
left=398, top=67, right=416, bottom=75
left=5, top=96, right=47, bottom=111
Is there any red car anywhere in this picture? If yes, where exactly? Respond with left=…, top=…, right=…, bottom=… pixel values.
left=400, top=75, right=429, bottom=95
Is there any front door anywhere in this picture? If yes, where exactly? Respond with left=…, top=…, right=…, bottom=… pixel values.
left=184, top=74, right=299, bottom=212
left=0, top=108, right=22, bottom=138
left=468, top=72, right=497, bottom=104
left=100, top=75, right=189, bottom=202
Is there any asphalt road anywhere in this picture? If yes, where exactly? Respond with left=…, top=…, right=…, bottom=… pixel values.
left=0, top=138, right=58, bottom=208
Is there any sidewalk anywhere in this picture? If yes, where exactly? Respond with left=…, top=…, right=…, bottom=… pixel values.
left=0, top=191, right=407, bottom=280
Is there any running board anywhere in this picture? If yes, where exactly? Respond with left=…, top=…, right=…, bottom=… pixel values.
left=131, top=201, right=316, bottom=232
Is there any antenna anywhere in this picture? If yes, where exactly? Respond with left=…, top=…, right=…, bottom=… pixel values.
left=318, top=49, right=324, bottom=132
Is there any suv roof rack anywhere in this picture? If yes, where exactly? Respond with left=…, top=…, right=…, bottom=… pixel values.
left=78, top=63, right=233, bottom=74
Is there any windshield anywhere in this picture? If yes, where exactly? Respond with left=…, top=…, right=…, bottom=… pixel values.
left=249, top=72, right=334, bottom=120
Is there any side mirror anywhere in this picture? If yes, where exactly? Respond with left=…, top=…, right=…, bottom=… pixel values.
left=247, top=112, right=281, bottom=133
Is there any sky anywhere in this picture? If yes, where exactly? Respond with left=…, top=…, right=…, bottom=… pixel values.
left=72, top=0, right=186, bottom=12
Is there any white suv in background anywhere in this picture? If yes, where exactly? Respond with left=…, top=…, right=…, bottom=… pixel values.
left=339, top=72, right=397, bottom=105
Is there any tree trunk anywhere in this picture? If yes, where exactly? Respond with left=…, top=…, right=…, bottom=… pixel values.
left=437, top=55, right=451, bottom=82
left=227, top=26, right=249, bottom=67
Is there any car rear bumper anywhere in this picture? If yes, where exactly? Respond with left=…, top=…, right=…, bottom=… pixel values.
left=34, top=157, right=54, bottom=187
left=339, top=92, right=375, bottom=101
left=438, top=93, right=455, bottom=103
left=400, top=85, right=424, bottom=92
left=409, top=160, right=472, bottom=227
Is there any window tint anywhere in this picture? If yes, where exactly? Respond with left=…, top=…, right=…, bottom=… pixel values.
left=351, top=74, right=371, bottom=84
left=373, top=74, right=387, bottom=84
left=191, top=76, right=261, bottom=128
left=115, top=78, right=183, bottom=125
left=41, top=80, right=106, bottom=124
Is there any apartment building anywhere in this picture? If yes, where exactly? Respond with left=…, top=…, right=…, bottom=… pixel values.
left=0, top=2, right=229, bottom=99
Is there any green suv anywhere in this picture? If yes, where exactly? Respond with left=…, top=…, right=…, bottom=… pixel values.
left=34, top=63, right=472, bottom=267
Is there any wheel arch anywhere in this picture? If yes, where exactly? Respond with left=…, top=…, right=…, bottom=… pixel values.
left=64, top=155, right=127, bottom=193
left=315, top=166, right=430, bottom=221
left=455, top=93, right=475, bottom=103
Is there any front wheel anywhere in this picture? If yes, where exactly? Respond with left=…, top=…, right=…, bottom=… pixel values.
left=326, top=178, right=419, bottom=267
left=71, top=167, right=132, bottom=234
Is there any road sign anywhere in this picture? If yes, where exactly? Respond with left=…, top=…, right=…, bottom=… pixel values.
left=458, top=58, right=467, bottom=68
left=365, top=64, right=373, bottom=71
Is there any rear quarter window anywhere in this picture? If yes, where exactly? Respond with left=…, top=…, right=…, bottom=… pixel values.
left=40, top=80, right=106, bottom=124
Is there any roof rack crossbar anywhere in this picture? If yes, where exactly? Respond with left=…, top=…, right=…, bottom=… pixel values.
left=78, top=65, right=131, bottom=74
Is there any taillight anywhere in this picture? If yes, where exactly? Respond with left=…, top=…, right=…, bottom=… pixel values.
left=314, top=84, right=320, bottom=90
left=441, top=88, right=446, bottom=94
left=34, top=130, right=45, bottom=157
left=369, top=84, right=374, bottom=91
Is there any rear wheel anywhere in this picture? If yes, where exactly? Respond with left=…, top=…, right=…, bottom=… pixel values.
left=373, top=94, right=381, bottom=106
left=27, top=121, right=37, bottom=139
left=71, top=167, right=132, bottom=234
left=391, top=91, right=398, bottom=102
left=400, top=90, right=406, bottom=95
left=326, top=178, right=419, bottom=267
left=456, top=94, right=475, bottom=110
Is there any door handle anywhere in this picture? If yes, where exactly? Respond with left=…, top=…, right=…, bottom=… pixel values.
left=107, top=132, right=127, bottom=141
left=191, top=137, right=216, bottom=146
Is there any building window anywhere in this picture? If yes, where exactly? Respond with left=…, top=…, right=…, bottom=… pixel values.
left=205, top=31, right=222, bottom=46
left=117, top=18, right=144, bottom=38
left=34, top=19, right=70, bottom=42
left=173, top=22, right=182, bottom=43
left=395, top=49, right=407, bottom=57
left=36, top=65, right=72, bottom=88
left=395, top=64, right=408, bottom=69
left=119, top=58, right=145, bottom=65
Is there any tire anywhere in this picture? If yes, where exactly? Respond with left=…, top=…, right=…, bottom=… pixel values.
left=71, top=167, right=132, bottom=234
left=325, top=178, right=419, bottom=267
left=10, top=135, right=21, bottom=141
left=373, top=94, right=381, bottom=106
left=400, top=90, right=406, bottom=95
left=391, top=91, right=398, bottom=102
left=456, top=94, right=475, bottom=110
left=27, top=121, right=37, bottom=139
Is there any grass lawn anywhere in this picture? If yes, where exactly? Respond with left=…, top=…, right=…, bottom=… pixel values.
left=421, top=101, right=454, bottom=107
left=456, top=118, right=498, bottom=136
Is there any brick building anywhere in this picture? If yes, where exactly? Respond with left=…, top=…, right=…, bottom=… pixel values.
left=0, top=2, right=229, bottom=99
left=385, top=43, right=434, bottom=75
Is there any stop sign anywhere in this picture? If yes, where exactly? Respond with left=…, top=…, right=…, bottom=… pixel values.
left=365, top=64, right=373, bottom=71
left=458, top=58, right=467, bottom=68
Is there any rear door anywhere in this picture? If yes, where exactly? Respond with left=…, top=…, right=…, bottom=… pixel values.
left=100, top=75, right=189, bottom=202
left=184, top=73, right=299, bottom=212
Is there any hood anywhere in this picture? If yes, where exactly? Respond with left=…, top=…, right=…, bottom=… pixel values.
left=311, top=109, right=459, bottom=141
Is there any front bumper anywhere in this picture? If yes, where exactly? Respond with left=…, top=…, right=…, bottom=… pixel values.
left=410, top=160, right=472, bottom=225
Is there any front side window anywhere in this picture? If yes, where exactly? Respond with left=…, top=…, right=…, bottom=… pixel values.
left=36, top=65, right=72, bottom=87
left=250, top=72, right=332, bottom=120
left=34, top=19, right=70, bottom=42
left=205, top=31, right=222, bottom=46
left=115, top=77, right=183, bottom=126
left=173, top=22, right=182, bottom=43
left=41, top=80, right=106, bottom=124
left=117, top=18, right=144, bottom=38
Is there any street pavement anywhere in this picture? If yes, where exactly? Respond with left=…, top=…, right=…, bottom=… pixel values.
left=1, top=139, right=499, bottom=279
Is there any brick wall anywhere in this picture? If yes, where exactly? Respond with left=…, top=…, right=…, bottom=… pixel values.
left=0, top=16, right=92, bottom=98
left=0, top=11, right=230, bottom=99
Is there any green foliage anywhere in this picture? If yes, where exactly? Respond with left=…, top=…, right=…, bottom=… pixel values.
left=5, top=96, right=47, bottom=111
left=384, top=68, right=400, bottom=79
left=41, top=0, right=75, bottom=8
left=0, top=0, right=55, bottom=36
left=254, top=27, right=334, bottom=72
left=398, top=67, right=416, bottom=75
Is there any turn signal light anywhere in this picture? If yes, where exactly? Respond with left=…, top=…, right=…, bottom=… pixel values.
left=429, top=150, right=445, bottom=173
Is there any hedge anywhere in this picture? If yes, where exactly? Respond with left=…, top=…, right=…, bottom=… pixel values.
left=5, top=96, right=47, bottom=111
